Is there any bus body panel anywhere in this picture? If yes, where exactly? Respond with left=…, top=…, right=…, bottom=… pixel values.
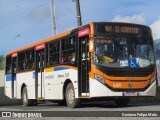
left=37, top=72, right=44, bottom=98
left=44, top=66, right=78, bottom=99
left=5, top=76, right=12, bottom=99
left=16, top=72, right=36, bottom=99
left=90, top=78, right=156, bottom=97
left=44, top=68, right=58, bottom=99
left=57, top=68, right=78, bottom=99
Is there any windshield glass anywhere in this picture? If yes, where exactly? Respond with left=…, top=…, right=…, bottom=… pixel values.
left=93, top=36, right=155, bottom=68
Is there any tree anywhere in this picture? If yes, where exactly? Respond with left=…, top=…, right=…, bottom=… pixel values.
left=0, top=55, right=5, bottom=70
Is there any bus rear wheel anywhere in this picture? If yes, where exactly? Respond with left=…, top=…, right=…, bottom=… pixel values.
left=114, top=98, right=130, bottom=107
left=22, top=87, right=36, bottom=106
left=65, top=83, right=80, bottom=108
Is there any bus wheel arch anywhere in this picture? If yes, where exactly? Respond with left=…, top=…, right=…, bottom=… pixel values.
left=21, top=83, right=26, bottom=99
left=63, top=79, right=72, bottom=100
left=21, top=84, right=37, bottom=106
left=65, top=82, right=80, bottom=108
left=57, top=79, right=72, bottom=106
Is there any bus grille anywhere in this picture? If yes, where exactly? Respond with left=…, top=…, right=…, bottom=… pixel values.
left=112, top=89, right=144, bottom=92
left=106, top=84, right=150, bottom=92
left=107, top=72, right=150, bottom=77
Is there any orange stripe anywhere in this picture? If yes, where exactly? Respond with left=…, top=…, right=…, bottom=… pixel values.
left=106, top=79, right=150, bottom=89
left=56, top=65, right=78, bottom=70
left=45, top=65, right=78, bottom=72
left=90, top=66, right=156, bottom=89
left=16, top=70, right=35, bottom=74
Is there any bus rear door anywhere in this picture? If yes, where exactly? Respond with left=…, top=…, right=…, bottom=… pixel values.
left=35, top=43, right=45, bottom=99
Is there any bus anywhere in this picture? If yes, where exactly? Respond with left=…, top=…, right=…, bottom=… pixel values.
left=154, top=39, right=160, bottom=86
left=5, top=22, right=156, bottom=108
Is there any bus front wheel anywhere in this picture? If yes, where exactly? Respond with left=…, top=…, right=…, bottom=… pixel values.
left=22, top=87, right=35, bottom=106
left=65, top=83, right=80, bottom=108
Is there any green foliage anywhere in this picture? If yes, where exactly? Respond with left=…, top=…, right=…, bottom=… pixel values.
left=0, top=55, right=5, bottom=70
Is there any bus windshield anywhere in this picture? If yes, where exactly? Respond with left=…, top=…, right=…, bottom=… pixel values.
left=93, top=35, right=155, bottom=68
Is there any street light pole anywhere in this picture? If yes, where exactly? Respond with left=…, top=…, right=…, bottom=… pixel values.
left=13, top=34, right=21, bottom=50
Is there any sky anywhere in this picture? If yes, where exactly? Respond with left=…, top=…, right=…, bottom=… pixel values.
left=0, top=0, right=160, bottom=55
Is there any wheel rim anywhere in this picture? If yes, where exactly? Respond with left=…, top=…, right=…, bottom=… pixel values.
left=67, top=89, right=74, bottom=104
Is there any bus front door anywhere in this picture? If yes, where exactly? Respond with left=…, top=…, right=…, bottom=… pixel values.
left=78, top=36, right=90, bottom=96
left=35, top=50, right=45, bottom=99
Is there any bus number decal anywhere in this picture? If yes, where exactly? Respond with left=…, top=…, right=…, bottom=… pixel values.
left=120, top=60, right=128, bottom=67
left=65, top=73, right=69, bottom=77
left=113, top=83, right=121, bottom=88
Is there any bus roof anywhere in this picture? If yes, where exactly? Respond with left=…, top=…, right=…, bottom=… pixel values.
left=6, top=22, right=93, bottom=56
left=6, top=30, right=72, bottom=56
left=6, top=22, right=149, bottom=56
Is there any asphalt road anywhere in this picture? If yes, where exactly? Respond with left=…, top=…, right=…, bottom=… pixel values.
left=1, top=101, right=160, bottom=120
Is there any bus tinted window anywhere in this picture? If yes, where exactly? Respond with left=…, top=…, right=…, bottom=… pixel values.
left=18, top=52, right=25, bottom=71
left=6, top=56, right=11, bottom=74
left=61, top=37, right=76, bottom=63
left=25, top=49, right=34, bottom=70
left=49, top=41, right=59, bottom=65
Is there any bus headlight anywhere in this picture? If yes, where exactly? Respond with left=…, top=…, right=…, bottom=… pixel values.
left=94, top=74, right=105, bottom=84
left=151, top=76, right=156, bottom=83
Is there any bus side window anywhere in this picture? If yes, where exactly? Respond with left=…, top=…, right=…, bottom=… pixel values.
left=61, top=37, right=76, bottom=64
left=6, top=56, right=11, bottom=74
left=18, top=52, right=25, bottom=71
left=25, top=49, right=34, bottom=70
left=49, top=41, right=59, bottom=66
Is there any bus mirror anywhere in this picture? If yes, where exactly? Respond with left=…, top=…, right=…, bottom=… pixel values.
left=89, top=40, right=94, bottom=53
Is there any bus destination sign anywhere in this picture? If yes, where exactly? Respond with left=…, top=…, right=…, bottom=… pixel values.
left=105, top=25, right=141, bottom=34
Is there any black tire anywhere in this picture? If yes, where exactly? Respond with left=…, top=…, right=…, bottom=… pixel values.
left=22, top=87, right=34, bottom=106
left=114, top=98, right=130, bottom=107
left=57, top=100, right=67, bottom=106
left=65, top=83, right=80, bottom=108
left=32, top=100, right=38, bottom=106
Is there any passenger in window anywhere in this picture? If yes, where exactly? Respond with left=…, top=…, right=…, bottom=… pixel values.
left=14, top=67, right=16, bottom=73
left=62, top=52, right=68, bottom=63
left=71, top=52, right=75, bottom=63
left=23, top=62, right=25, bottom=70
left=50, top=56, right=53, bottom=65
left=7, top=66, right=11, bottom=74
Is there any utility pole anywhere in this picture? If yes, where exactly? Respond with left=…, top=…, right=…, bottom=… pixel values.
left=51, top=0, right=57, bottom=36
left=74, top=0, right=82, bottom=26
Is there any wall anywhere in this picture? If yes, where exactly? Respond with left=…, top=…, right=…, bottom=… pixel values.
left=0, top=70, right=21, bottom=106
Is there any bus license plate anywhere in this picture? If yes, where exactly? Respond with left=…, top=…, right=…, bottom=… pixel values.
left=124, top=92, right=137, bottom=96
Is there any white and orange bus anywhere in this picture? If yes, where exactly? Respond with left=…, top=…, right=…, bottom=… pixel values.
left=5, top=22, right=156, bottom=108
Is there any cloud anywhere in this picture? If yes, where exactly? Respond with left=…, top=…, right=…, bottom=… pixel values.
left=150, top=18, right=160, bottom=40
left=111, top=14, right=146, bottom=25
